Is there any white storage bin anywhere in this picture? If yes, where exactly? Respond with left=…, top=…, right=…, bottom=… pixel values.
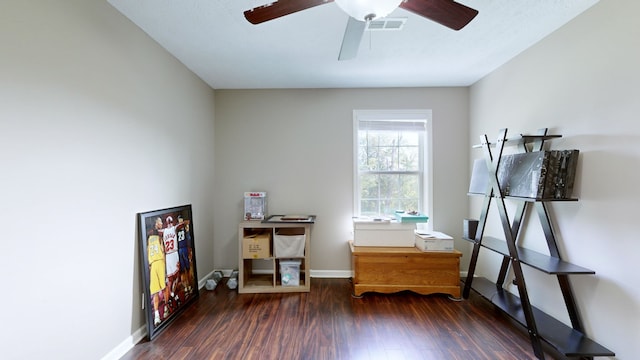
left=415, top=231, right=454, bottom=252
left=353, top=218, right=416, bottom=247
left=280, top=259, right=301, bottom=286
left=274, top=228, right=305, bottom=258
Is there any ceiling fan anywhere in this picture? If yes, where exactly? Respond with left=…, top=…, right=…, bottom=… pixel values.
left=243, top=0, right=479, bottom=60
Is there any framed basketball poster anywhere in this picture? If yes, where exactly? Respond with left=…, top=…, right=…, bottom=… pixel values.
left=138, top=204, right=199, bottom=340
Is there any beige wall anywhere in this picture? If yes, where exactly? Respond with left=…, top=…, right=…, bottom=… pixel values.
left=1, top=1, right=216, bottom=358
left=469, top=0, right=639, bottom=358
left=4, top=0, right=637, bottom=359
left=213, top=88, right=469, bottom=274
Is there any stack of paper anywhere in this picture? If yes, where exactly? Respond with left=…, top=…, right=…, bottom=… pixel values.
left=415, top=231, right=454, bottom=251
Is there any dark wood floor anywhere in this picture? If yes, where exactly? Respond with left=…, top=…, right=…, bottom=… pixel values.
left=122, top=278, right=556, bottom=360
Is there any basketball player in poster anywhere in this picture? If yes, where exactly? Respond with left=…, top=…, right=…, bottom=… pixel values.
left=177, top=215, right=193, bottom=296
left=147, top=217, right=166, bottom=326
left=159, top=215, right=186, bottom=312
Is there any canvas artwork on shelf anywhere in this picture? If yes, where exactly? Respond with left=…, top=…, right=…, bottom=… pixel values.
left=138, top=204, right=199, bottom=340
left=469, top=150, right=579, bottom=199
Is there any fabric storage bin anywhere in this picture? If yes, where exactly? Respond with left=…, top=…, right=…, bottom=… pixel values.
left=274, top=228, right=305, bottom=258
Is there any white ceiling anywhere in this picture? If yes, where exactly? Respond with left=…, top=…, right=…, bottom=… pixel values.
left=107, top=0, right=598, bottom=89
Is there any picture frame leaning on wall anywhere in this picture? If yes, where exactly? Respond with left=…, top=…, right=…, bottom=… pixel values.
left=138, top=204, right=199, bottom=340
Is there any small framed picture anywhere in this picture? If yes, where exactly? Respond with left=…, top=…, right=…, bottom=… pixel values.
left=138, top=204, right=199, bottom=340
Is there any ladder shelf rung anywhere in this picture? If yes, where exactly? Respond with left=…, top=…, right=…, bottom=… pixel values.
left=479, top=236, right=595, bottom=275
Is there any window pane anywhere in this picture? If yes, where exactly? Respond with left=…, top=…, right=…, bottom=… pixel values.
left=360, top=200, right=379, bottom=216
left=359, top=173, right=420, bottom=216
left=398, top=131, right=419, bottom=146
left=360, top=173, right=379, bottom=199
left=373, top=131, right=396, bottom=147
left=360, top=130, right=421, bottom=172
left=398, top=145, right=419, bottom=171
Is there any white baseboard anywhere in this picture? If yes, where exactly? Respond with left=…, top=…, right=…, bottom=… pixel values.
left=200, top=269, right=218, bottom=287
left=311, top=269, right=352, bottom=278
left=101, top=271, right=215, bottom=360
left=100, top=326, right=146, bottom=360
left=208, top=269, right=467, bottom=279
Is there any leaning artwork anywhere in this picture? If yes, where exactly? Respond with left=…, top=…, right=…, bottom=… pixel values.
left=138, top=204, right=199, bottom=340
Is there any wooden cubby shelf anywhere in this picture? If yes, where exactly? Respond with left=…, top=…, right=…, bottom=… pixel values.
left=463, top=128, right=614, bottom=359
left=238, top=221, right=311, bottom=294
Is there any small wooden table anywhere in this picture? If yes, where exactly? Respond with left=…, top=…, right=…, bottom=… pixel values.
left=349, top=241, right=462, bottom=298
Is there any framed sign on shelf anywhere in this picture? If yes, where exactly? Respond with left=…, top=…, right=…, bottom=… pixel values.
left=138, top=204, right=199, bottom=340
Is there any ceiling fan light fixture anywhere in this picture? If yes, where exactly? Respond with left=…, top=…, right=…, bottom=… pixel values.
left=335, top=0, right=403, bottom=22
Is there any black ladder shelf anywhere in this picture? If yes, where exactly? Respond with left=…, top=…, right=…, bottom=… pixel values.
left=462, top=128, right=614, bottom=359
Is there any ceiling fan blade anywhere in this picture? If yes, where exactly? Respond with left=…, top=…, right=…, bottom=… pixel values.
left=338, top=16, right=366, bottom=61
left=244, top=0, right=334, bottom=24
left=399, top=0, right=478, bottom=30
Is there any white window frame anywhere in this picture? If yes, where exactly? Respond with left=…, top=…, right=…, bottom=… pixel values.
left=352, top=109, right=433, bottom=222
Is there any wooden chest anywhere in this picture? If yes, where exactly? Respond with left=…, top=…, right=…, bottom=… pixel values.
left=349, top=241, right=461, bottom=297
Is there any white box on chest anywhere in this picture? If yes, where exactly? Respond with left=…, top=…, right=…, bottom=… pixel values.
left=353, top=218, right=416, bottom=247
left=415, top=231, right=454, bottom=252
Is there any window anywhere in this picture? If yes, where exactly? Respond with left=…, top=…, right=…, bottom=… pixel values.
left=353, top=110, right=431, bottom=218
